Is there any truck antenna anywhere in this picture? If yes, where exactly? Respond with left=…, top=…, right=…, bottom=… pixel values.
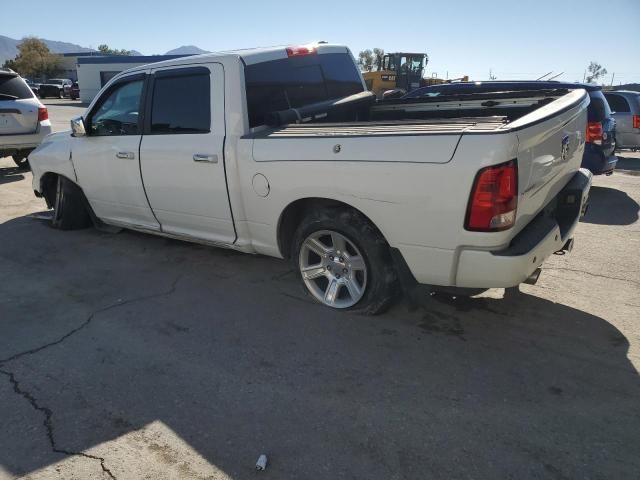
left=536, top=71, right=554, bottom=81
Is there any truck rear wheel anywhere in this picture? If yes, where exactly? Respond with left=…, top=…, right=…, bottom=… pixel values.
left=292, top=207, right=398, bottom=314
left=51, top=176, right=92, bottom=230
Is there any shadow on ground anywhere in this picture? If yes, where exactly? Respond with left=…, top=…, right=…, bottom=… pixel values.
left=0, top=165, right=26, bottom=185
left=0, top=215, right=638, bottom=479
left=582, top=185, right=640, bottom=225
left=615, top=155, right=639, bottom=172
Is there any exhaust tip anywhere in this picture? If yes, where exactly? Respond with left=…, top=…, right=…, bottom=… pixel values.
left=523, top=267, right=542, bottom=285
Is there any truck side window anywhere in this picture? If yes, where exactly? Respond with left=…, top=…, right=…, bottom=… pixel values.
left=150, top=72, right=210, bottom=134
left=90, top=80, right=143, bottom=136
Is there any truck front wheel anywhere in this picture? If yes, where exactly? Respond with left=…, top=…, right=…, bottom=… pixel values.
left=292, top=207, right=398, bottom=314
left=51, top=176, right=92, bottom=230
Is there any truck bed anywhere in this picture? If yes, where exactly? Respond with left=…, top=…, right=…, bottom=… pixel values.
left=247, top=117, right=508, bottom=138
left=246, top=88, right=581, bottom=139
left=240, top=87, right=590, bottom=288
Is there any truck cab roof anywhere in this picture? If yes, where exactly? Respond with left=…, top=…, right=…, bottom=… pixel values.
left=122, top=43, right=352, bottom=74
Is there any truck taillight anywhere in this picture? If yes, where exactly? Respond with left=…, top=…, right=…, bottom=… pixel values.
left=465, top=160, right=518, bottom=232
left=286, top=45, right=316, bottom=57
left=586, top=121, right=603, bottom=145
left=633, top=115, right=640, bottom=129
left=38, top=106, right=48, bottom=122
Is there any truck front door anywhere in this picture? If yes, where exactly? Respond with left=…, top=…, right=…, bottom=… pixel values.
left=71, top=72, right=160, bottom=230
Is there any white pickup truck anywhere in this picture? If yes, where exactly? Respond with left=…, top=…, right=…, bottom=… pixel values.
left=29, top=43, right=592, bottom=313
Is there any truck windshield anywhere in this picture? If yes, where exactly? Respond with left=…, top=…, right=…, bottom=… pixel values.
left=245, top=52, right=364, bottom=127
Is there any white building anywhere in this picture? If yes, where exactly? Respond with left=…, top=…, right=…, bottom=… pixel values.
left=76, top=55, right=190, bottom=103
left=58, top=52, right=107, bottom=81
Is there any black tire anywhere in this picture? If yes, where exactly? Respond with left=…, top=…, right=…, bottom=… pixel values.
left=51, top=176, right=92, bottom=230
left=12, top=155, right=29, bottom=169
left=292, top=207, right=398, bottom=315
left=58, top=88, right=63, bottom=99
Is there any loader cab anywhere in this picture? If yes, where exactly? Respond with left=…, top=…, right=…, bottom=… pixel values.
left=363, top=52, right=428, bottom=98
left=382, top=53, right=427, bottom=91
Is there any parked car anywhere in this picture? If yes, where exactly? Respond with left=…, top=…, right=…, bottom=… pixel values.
left=69, top=81, right=80, bottom=100
left=28, top=44, right=591, bottom=313
left=604, top=90, right=640, bottom=151
left=0, top=69, right=52, bottom=168
left=25, top=79, right=41, bottom=96
left=403, top=81, right=618, bottom=175
left=38, top=78, right=72, bottom=99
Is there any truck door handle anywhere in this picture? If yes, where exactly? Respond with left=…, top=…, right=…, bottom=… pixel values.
left=116, top=151, right=135, bottom=160
left=193, top=153, right=218, bottom=163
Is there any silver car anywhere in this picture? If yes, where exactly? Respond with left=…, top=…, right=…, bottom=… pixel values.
left=604, top=90, right=640, bottom=151
left=0, top=69, right=53, bottom=168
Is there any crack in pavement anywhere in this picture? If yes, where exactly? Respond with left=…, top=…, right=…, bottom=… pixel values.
left=0, top=368, right=117, bottom=479
left=0, top=276, right=182, bottom=480
left=544, top=267, right=640, bottom=287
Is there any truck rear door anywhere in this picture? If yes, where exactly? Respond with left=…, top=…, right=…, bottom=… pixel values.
left=139, top=63, right=236, bottom=245
left=0, top=74, right=39, bottom=135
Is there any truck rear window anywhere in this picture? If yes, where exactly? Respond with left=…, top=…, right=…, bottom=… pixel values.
left=245, top=53, right=364, bottom=127
left=0, top=75, right=34, bottom=100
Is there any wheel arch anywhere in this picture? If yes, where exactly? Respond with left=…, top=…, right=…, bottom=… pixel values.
left=39, top=172, right=83, bottom=209
left=276, top=197, right=390, bottom=260
left=39, top=172, right=62, bottom=208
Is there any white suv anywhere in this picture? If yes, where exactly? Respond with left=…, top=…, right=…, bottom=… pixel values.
left=0, top=69, right=52, bottom=168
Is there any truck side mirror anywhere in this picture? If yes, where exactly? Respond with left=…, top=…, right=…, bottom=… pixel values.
left=71, top=116, right=86, bottom=137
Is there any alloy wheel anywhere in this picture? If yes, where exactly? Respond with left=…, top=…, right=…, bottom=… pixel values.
left=298, top=230, right=367, bottom=308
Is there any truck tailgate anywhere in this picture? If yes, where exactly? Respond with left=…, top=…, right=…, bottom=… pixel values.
left=508, top=89, right=590, bottom=233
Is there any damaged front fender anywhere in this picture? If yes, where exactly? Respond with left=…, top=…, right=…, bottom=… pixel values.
left=29, top=131, right=76, bottom=196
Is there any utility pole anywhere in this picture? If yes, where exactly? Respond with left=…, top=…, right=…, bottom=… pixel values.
left=610, top=72, right=615, bottom=87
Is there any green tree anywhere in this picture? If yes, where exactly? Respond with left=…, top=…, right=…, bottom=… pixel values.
left=358, top=49, right=373, bottom=72
left=97, top=44, right=131, bottom=56
left=358, top=48, right=385, bottom=72
left=372, top=48, right=384, bottom=70
left=2, top=58, right=17, bottom=71
left=8, top=37, right=61, bottom=78
left=585, top=61, right=608, bottom=84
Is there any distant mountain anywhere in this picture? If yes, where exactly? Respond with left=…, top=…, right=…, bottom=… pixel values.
left=0, top=35, right=211, bottom=65
left=129, top=50, right=144, bottom=56
left=165, top=45, right=210, bottom=55
left=0, top=35, right=95, bottom=64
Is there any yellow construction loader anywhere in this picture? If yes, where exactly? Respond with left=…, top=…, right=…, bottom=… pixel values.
left=363, top=52, right=468, bottom=97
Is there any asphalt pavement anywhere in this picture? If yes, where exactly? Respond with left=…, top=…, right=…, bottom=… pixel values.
left=0, top=101, right=638, bottom=479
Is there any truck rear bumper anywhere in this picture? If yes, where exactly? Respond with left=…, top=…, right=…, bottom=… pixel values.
left=454, top=169, right=592, bottom=288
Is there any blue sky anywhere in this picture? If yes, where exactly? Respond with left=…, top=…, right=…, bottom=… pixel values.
left=5, top=0, right=640, bottom=84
